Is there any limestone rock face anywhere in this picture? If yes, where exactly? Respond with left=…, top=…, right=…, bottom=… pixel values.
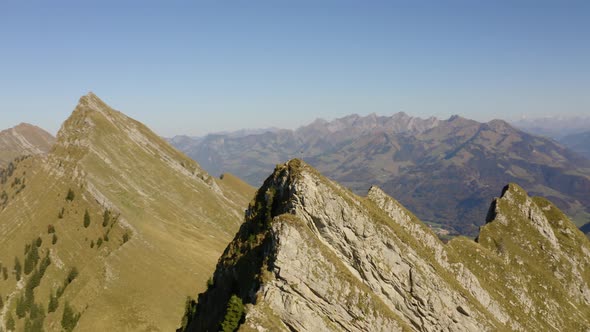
left=182, top=159, right=590, bottom=332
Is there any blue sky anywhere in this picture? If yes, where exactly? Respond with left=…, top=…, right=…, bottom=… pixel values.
left=0, top=1, right=588, bottom=136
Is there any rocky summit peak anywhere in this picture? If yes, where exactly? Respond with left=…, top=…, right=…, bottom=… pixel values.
left=447, top=114, right=472, bottom=124
left=75, top=91, right=112, bottom=114
left=500, top=182, right=525, bottom=197
left=392, top=111, right=410, bottom=118
left=265, top=158, right=313, bottom=185
left=55, top=93, right=115, bottom=148
left=484, top=183, right=528, bottom=224
left=56, top=93, right=118, bottom=140
left=367, top=184, right=385, bottom=195
left=53, top=93, right=215, bottom=188
left=484, top=118, right=515, bottom=134
left=13, top=122, right=36, bottom=130
left=485, top=182, right=558, bottom=230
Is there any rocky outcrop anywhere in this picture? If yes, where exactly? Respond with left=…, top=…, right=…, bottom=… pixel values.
left=181, top=159, right=590, bottom=331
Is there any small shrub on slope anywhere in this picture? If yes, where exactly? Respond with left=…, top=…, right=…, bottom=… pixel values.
left=220, top=295, right=244, bottom=332
left=14, top=256, right=22, bottom=281
left=48, top=292, right=59, bottom=313
left=66, top=189, right=75, bottom=201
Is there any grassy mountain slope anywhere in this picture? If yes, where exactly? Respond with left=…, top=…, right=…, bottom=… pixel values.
left=0, top=93, right=253, bottom=331
left=180, top=159, right=590, bottom=331
left=0, top=123, right=55, bottom=167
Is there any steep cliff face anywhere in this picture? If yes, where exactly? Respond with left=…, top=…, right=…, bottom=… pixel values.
left=181, top=159, right=590, bottom=332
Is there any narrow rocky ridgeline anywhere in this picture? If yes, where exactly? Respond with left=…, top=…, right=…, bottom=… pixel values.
left=180, top=159, right=590, bottom=332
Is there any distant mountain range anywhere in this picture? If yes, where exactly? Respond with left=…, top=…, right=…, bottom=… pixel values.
left=0, top=123, right=55, bottom=167
left=170, top=113, right=590, bottom=237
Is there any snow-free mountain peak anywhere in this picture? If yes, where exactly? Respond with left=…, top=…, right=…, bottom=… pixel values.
left=0, top=122, right=55, bottom=167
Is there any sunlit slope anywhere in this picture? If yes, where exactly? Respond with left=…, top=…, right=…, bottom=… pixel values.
left=0, top=93, right=253, bottom=331
left=0, top=123, right=55, bottom=167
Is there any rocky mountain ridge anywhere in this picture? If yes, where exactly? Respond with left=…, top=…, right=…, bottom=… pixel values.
left=180, top=159, right=590, bottom=331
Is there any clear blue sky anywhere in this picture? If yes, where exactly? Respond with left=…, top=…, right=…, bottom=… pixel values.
left=0, top=0, right=588, bottom=136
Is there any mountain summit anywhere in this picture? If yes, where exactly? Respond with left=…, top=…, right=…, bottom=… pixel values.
left=0, top=93, right=253, bottom=331
left=180, top=159, right=590, bottom=331
left=0, top=122, right=55, bottom=167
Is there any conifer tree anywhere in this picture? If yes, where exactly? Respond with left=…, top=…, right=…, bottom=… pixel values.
left=83, top=209, right=91, bottom=228
left=14, top=256, right=22, bottom=281
left=66, top=189, right=75, bottom=201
